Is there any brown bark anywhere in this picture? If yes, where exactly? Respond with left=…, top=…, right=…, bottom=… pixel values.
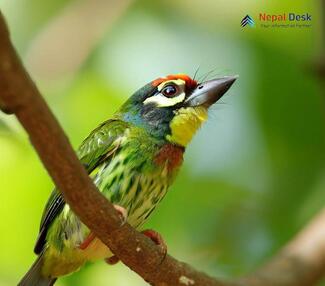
left=1, top=10, right=325, bottom=286
left=0, top=11, right=228, bottom=286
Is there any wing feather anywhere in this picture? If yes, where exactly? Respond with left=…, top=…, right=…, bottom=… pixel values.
left=34, top=119, right=128, bottom=254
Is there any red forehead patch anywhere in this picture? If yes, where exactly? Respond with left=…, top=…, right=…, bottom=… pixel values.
left=152, top=74, right=197, bottom=90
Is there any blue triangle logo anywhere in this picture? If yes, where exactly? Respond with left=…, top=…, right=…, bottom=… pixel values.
left=241, top=15, right=255, bottom=27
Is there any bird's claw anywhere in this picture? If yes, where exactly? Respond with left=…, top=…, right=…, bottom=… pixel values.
left=105, top=255, right=120, bottom=265
left=113, top=204, right=128, bottom=224
left=142, top=229, right=167, bottom=256
left=104, top=229, right=167, bottom=266
left=103, top=204, right=127, bottom=265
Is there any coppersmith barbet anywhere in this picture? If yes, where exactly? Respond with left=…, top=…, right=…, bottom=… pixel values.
left=19, top=74, right=237, bottom=285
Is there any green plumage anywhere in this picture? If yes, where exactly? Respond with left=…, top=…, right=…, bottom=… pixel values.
left=38, top=119, right=182, bottom=278
left=19, top=73, right=236, bottom=285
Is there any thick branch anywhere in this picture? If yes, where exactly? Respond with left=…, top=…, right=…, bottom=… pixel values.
left=0, top=11, right=228, bottom=286
left=2, top=10, right=325, bottom=286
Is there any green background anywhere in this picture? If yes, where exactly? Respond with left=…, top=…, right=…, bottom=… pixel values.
left=0, top=0, right=324, bottom=285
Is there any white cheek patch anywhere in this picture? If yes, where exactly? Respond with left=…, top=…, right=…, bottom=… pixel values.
left=144, top=92, right=186, bottom=107
left=144, top=79, right=186, bottom=107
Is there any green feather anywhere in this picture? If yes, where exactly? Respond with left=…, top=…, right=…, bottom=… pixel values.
left=34, top=118, right=183, bottom=278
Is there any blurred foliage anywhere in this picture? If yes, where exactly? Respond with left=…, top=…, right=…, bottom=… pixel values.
left=0, top=0, right=324, bottom=285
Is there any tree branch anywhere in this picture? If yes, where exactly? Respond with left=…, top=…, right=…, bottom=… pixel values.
left=0, top=11, right=229, bottom=286
left=1, top=10, right=325, bottom=286
left=240, top=209, right=325, bottom=286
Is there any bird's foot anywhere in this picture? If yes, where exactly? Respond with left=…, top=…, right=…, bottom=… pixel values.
left=113, top=204, right=128, bottom=224
left=79, top=232, right=96, bottom=250
left=103, top=204, right=127, bottom=265
left=105, top=256, right=120, bottom=265
left=80, top=204, right=127, bottom=251
left=142, top=229, right=167, bottom=256
left=105, top=229, right=167, bottom=266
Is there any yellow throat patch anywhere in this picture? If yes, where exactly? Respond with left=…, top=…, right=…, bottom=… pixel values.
left=166, top=106, right=208, bottom=147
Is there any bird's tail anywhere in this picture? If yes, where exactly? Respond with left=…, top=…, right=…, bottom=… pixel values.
left=18, top=254, right=57, bottom=286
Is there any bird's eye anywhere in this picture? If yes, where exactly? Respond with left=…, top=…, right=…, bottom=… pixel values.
left=161, top=85, right=178, bottom=97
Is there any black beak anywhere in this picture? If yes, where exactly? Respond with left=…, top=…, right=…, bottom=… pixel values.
left=185, top=76, right=238, bottom=107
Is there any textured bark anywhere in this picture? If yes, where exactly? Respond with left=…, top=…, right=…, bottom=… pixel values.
left=1, top=10, right=325, bottom=286
left=0, top=11, right=228, bottom=286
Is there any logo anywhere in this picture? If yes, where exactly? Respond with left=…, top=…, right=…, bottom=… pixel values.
left=259, top=13, right=312, bottom=22
left=241, top=13, right=312, bottom=29
left=258, top=13, right=312, bottom=28
left=241, top=15, right=255, bottom=27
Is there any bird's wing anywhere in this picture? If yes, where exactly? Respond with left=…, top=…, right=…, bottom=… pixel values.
left=34, top=119, right=129, bottom=254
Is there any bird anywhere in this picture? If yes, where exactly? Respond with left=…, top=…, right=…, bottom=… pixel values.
left=19, top=73, right=237, bottom=286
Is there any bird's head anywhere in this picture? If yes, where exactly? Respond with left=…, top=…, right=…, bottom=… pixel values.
left=116, top=74, right=237, bottom=147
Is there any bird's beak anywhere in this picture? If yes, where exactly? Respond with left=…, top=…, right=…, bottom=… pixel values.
left=185, top=76, right=238, bottom=107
